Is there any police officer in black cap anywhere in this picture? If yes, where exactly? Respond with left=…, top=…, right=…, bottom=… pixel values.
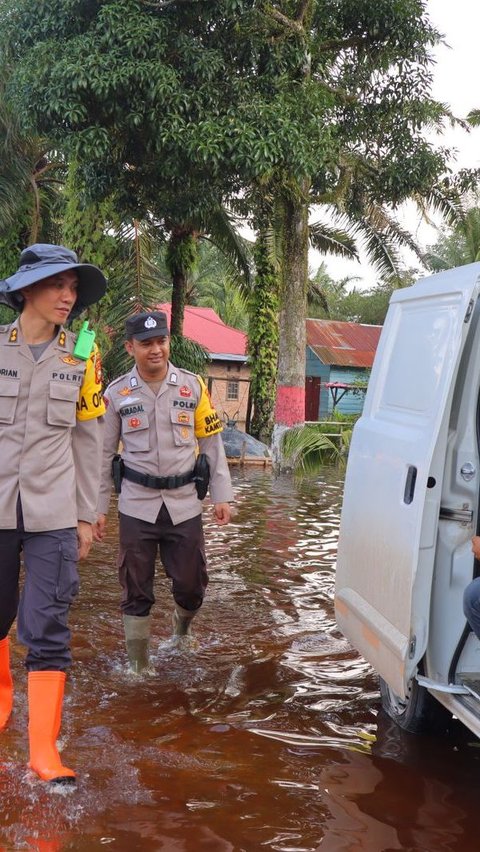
left=95, top=310, right=234, bottom=672
left=0, top=243, right=107, bottom=784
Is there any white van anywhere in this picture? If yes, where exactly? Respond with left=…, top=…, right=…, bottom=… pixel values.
left=335, top=263, right=480, bottom=736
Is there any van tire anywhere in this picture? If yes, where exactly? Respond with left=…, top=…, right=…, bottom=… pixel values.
left=379, top=674, right=451, bottom=734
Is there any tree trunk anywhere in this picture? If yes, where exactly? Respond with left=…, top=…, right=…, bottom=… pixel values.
left=166, top=227, right=198, bottom=337
left=170, top=264, right=186, bottom=337
left=272, top=186, right=310, bottom=463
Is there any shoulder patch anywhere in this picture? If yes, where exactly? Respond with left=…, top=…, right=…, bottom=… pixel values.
left=76, top=344, right=106, bottom=421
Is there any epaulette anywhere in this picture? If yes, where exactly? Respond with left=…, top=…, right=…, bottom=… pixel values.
left=174, top=365, right=199, bottom=379
left=107, top=373, right=130, bottom=389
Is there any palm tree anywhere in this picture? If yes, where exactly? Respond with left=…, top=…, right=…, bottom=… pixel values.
left=423, top=203, right=480, bottom=270
left=164, top=207, right=252, bottom=338
left=155, top=229, right=251, bottom=331
left=307, top=264, right=362, bottom=319
left=0, top=86, right=65, bottom=279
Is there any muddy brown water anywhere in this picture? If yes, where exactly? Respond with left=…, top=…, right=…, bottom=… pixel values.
left=2, top=466, right=480, bottom=851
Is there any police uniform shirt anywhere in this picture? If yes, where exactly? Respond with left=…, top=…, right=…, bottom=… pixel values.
left=0, top=318, right=105, bottom=532
left=98, top=363, right=234, bottom=525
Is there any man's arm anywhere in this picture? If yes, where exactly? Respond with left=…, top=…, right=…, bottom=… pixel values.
left=96, top=395, right=122, bottom=521
left=198, top=433, right=234, bottom=500
left=72, top=415, right=104, bottom=559
left=194, top=374, right=234, bottom=521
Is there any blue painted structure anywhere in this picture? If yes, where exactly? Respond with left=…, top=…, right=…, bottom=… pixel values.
left=305, top=319, right=381, bottom=419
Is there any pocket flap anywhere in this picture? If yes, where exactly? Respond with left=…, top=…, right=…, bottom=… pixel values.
left=123, top=415, right=149, bottom=433
left=49, top=381, right=80, bottom=402
left=0, top=377, right=20, bottom=397
left=170, top=408, right=193, bottom=427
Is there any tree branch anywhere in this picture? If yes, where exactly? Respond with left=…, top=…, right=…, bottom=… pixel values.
left=139, top=0, right=203, bottom=9
left=263, top=5, right=304, bottom=36
left=28, top=175, right=41, bottom=243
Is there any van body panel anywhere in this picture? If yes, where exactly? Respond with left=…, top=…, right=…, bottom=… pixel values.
left=335, top=264, right=480, bottom=699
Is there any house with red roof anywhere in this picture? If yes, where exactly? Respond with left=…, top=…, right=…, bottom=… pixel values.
left=158, top=303, right=250, bottom=430
left=157, top=305, right=381, bottom=426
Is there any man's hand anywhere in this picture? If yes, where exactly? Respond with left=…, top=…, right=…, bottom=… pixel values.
left=472, top=536, right=480, bottom=560
left=93, top=513, right=107, bottom=542
left=77, top=520, right=93, bottom=561
left=214, top=502, right=232, bottom=525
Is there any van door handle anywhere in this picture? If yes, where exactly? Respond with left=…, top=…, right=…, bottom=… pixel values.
left=403, top=465, right=417, bottom=504
left=439, top=506, right=474, bottom=524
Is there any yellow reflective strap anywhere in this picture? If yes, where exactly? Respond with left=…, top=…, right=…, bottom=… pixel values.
left=76, top=343, right=106, bottom=421
left=194, top=375, right=223, bottom=438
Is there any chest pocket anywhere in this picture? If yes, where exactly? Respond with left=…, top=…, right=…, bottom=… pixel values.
left=47, top=381, right=79, bottom=428
left=0, top=378, right=20, bottom=425
left=122, top=413, right=150, bottom=452
left=170, top=408, right=195, bottom=446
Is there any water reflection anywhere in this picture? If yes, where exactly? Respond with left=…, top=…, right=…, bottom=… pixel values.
left=1, top=466, right=480, bottom=850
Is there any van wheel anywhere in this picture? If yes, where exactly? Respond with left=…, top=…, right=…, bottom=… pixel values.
left=379, top=675, right=451, bottom=734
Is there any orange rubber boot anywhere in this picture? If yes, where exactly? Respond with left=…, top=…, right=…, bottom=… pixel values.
left=0, top=637, right=13, bottom=730
left=27, top=671, right=75, bottom=784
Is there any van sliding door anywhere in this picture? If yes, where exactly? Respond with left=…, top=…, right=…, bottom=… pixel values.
left=336, top=264, right=480, bottom=698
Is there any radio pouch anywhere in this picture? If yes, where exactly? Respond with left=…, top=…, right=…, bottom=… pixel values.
left=193, top=453, right=210, bottom=500
left=73, top=321, right=96, bottom=360
left=112, top=454, right=125, bottom=494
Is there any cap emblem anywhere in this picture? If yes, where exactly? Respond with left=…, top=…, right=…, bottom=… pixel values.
left=144, top=316, right=157, bottom=329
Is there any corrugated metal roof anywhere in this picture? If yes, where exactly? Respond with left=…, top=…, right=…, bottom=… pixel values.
left=306, top=319, right=381, bottom=367
left=157, top=303, right=247, bottom=358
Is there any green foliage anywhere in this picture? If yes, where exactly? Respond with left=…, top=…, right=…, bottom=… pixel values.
left=0, top=80, right=65, bottom=256
left=330, top=410, right=359, bottom=425
left=62, top=160, right=119, bottom=271
left=0, top=212, right=30, bottom=280
left=4, top=0, right=445, bottom=222
left=0, top=305, right=15, bottom=325
left=281, top=424, right=344, bottom=473
left=248, top=233, right=279, bottom=442
left=165, top=232, right=198, bottom=281
left=424, top=202, right=480, bottom=270
left=308, top=265, right=416, bottom=324
left=468, top=109, right=480, bottom=128
left=98, top=222, right=170, bottom=384
left=349, top=370, right=370, bottom=396
left=0, top=0, right=460, bottom=440
left=169, top=335, right=210, bottom=379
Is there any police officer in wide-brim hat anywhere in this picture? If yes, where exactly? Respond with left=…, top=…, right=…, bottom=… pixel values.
left=0, top=243, right=107, bottom=785
left=0, top=243, right=107, bottom=316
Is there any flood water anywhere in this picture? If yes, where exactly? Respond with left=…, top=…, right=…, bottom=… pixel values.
left=3, top=465, right=480, bottom=851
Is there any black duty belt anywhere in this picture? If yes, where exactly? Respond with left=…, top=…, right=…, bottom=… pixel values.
left=122, top=464, right=195, bottom=490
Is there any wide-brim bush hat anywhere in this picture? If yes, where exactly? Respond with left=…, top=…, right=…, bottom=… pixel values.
left=0, top=243, right=107, bottom=318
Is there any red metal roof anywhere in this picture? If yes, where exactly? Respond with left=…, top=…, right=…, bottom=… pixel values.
left=306, top=319, right=381, bottom=368
left=157, top=303, right=247, bottom=357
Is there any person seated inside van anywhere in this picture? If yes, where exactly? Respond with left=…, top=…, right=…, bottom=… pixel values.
left=463, top=536, right=480, bottom=639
